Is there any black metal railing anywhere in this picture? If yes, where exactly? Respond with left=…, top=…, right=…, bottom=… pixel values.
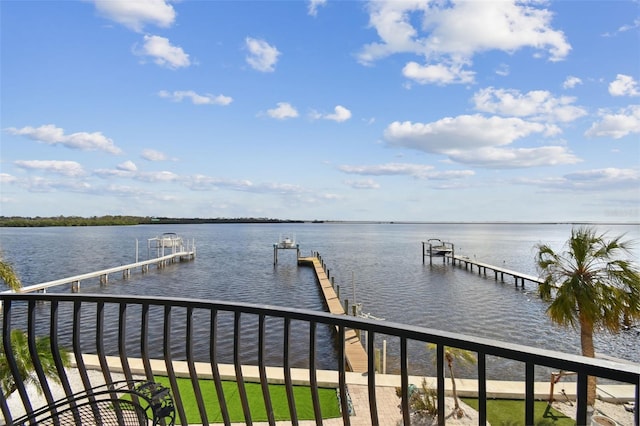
left=1, top=293, right=638, bottom=425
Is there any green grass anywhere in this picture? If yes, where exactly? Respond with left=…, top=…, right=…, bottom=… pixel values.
left=462, top=398, right=575, bottom=426
left=154, top=377, right=342, bottom=425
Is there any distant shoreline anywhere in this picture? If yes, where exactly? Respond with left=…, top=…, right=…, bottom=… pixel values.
left=0, top=215, right=638, bottom=227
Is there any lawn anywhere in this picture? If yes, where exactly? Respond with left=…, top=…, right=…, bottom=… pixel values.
left=462, top=398, right=575, bottom=426
left=154, top=376, right=342, bottom=424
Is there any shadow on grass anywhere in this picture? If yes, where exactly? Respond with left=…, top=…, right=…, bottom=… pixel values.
left=461, top=398, right=574, bottom=426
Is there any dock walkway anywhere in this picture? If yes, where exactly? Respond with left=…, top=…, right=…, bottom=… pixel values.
left=8, top=250, right=195, bottom=295
left=449, top=254, right=544, bottom=287
left=298, top=256, right=369, bottom=373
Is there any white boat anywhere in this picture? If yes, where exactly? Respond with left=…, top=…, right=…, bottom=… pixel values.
left=152, top=232, right=183, bottom=248
left=277, top=234, right=297, bottom=249
left=427, top=238, right=452, bottom=256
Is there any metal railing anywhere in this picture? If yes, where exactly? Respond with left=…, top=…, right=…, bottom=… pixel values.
left=1, top=292, right=638, bottom=425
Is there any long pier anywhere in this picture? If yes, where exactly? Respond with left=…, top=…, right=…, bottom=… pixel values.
left=4, top=239, right=196, bottom=295
left=13, top=251, right=195, bottom=294
left=450, top=255, right=544, bottom=287
left=422, top=239, right=543, bottom=288
left=297, top=254, right=369, bottom=373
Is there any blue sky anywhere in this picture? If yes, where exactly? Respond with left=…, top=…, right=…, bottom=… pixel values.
left=1, top=0, right=639, bottom=222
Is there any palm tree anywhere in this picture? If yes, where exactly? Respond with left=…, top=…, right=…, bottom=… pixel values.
left=536, top=226, right=640, bottom=406
left=0, top=258, right=21, bottom=291
left=427, top=344, right=476, bottom=419
left=0, top=329, right=71, bottom=398
left=0, top=258, right=71, bottom=399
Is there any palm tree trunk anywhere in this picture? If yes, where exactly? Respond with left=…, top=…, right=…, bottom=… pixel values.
left=447, top=360, right=460, bottom=411
left=579, top=315, right=597, bottom=406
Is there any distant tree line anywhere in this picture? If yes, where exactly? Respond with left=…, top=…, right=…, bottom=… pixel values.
left=0, top=216, right=308, bottom=227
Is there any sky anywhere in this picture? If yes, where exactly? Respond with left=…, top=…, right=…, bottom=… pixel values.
left=1, top=0, right=639, bottom=222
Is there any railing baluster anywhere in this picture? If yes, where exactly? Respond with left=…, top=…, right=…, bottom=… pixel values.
left=309, top=321, right=323, bottom=424
left=74, top=301, right=102, bottom=424
left=576, top=371, right=588, bottom=425
left=283, top=317, right=299, bottom=425
left=164, top=304, right=187, bottom=426
left=400, top=336, right=410, bottom=425
left=117, top=302, right=134, bottom=383
left=437, top=343, right=445, bottom=425
left=338, top=325, right=350, bottom=425
left=259, top=314, right=276, bottom=425
left=209, top=308, right=230, bottom=424
left=140, top=302, right=154, bottom=381
left=234, top=311, right=253, bottom=425
left=27, top=300, right=56, bottom=412
left=73, top=301, right=92, bottom=394
left=367, top=330, right=379, bottom=425
left=634, top=378, right=639, bottom=426
left=525, top=361, right=534, bottom=425
left=186, top=306, right=208, bottom=424
left=49, top=299, right=76, bottom=424
left=477, top=352, right=487, bottom=426
left=96, top=301, right=114, bottom=386
left=1, top=299, right=26, bottom=425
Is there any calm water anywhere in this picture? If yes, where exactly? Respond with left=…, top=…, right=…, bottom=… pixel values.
left=1, top=223, right=638, bottom=380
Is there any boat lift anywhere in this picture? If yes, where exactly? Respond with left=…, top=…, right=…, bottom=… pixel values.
left=422, top=238, right=454, bottom=265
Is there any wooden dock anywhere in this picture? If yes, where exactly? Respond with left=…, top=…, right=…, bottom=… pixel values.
left=9, top=250, right=196, bottom=295
left=298, top=255, right=369, bottom=373
left=449, top=254, right=544, bottom=287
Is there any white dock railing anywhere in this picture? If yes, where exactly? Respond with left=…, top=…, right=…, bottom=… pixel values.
left=3, top=250, right=195, bottom=295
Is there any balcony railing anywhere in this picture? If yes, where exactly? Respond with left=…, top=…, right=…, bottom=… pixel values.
left=1, top=292, right=638, bottom=425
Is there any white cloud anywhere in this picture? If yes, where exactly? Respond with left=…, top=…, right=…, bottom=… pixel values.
left=14, top=160, right=85, bottom=177
left=383, top=115, right=578, bottom=168
left=602, top=18, right=640, bottom=37
left=141, top=149, right=168, bottom=161
left=495, top=64, right=510, bottom=77
left=402, top=61, right=475, bottom=85
left=472, top=87, right=587, bottom=122
left=158, top=90, right=232, bottom=105
left=448, top=146, right=580, bottom=168
left=137, top=35, right=190, bottom=69
left=344, top=179, right=380, bottom=189
left=311, top=105, right=352, bottom=122
left=1, top=173, right=17, bottom=184
left=563, top=168, right=639, bottom=190
left=523, top=168, right=639, bottom=191
left=117, top=161, right=137, bottom=172
left=5, top=124, right=122, bottom=154
left=385, top=115, right=555, bottom=152
left=266, top=102, right=298, bottom=120
left=358, top=1, right=570, bottom=85
left=245, top=37, right=280, bottom=72
left=134, top=171, right=179, bottom=182
left=563, top=76, right=582, bottom=89
left=338, top=163, right=474, bottom=180
left=308, top=0, right=327, bottom=17
left=608, top=74, right=640, bottom=97
left=585, top=105, right=640, bottom=139
left=93, top=0, right=176, bottom=32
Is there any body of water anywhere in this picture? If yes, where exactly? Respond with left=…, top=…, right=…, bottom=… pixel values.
left=1, top=222, right=638, bottom=380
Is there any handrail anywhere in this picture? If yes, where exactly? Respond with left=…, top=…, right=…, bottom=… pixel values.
left=1, top=292, right=638, bottom=425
